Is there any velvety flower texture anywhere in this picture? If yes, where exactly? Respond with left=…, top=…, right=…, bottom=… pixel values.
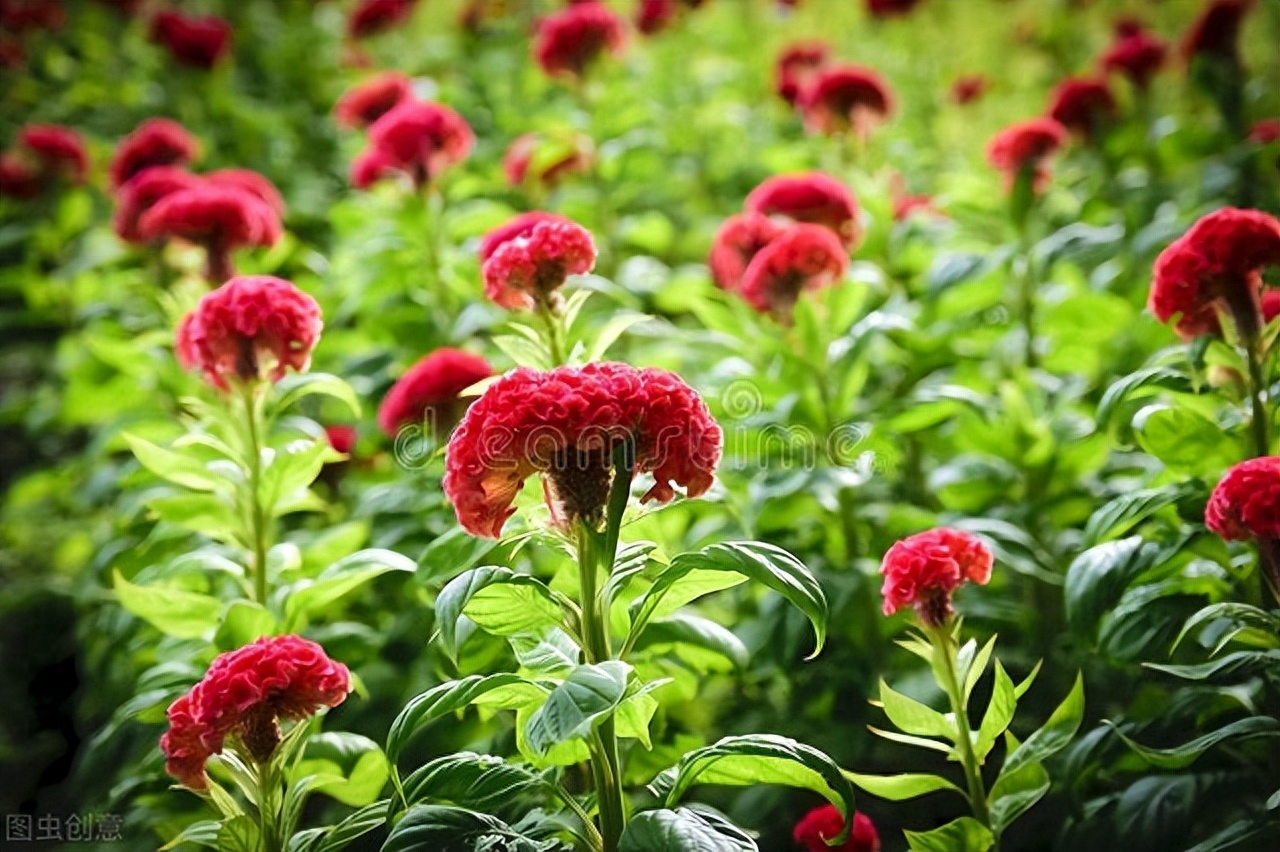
left=708, top=212, right=783, bottom=291
left=160, top=635, right=350, bottom=789
left=800, top=64, right=894, bottom=137
left=880, top=528, right=993, bottom=626
left=175, top=275, right=322, bottom=391
left=347, top=0, right=417, bottom=39
left=377, top=348, right=493, bottom=437
left=110, top=118, right=199, bottom=189
left=1149, top=207, right=1280, bottom=340
left=1206, top=457, right=1280, bottom=542
left=985, top=117, right=1067, bottom=192
left=1181, top=0, right=1252, bottom=64
left=950, top=74, right=989, bottom=105
left=482, top=216, right=597, bottom=310
left=774, top=41, right=829, bottom=106
left=443, top=362, right=722, bottom=538
left=533, top=1, right=626, bottom=81
left=18, top=124, right=88, bottom=183
left=149, top=10, right=232, bottom=69
left=334, top=72, right=414, bottom=129
left=1047, top=78, right=1116, bottom=141
left=794, top=805, right=880, bottom=852
left=1100, top=19, right=1167, bottom=88
left=740, top=224, right=847, bottom=317
left=363, top=100, right=473, bottom=187
left=745, top=172, right=861, bottom=249
left=139, top=183, right=283, bottom=282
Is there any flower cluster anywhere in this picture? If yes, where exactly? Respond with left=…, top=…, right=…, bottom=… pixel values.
left=793, top=805, right=881, bottom=852
left=443, top=362, right=722, bottom=538
left=986, top=117, right=1067, bottom=193
left=865, top=0, right=923, bottom=18
left=0, top=123, right=87, bottom=198
left=1100, top=18, right=1167, bottom=89
left=481, top=214, right=597, bottom=311
left=110, top=118, right=200, bottom=189
left=377, top=348, right=493, bottom=437
left=533, top=0, right=626, bottom=81
left=502, top=131, right=593, bottom=191
left=334, top=72, right=415, bottom=129
left=880, top=528, right=993, bottom=627
left=1046, top=77, right=1116, bottom=142
left=148, top=10, right=232, bottom=69
left=349, top=99, right=474, bottom=188
left=347, top=0, right=418, bottom=39
left=800, top=64, right=895, bottom=138
left=160, top=635, right=350, bottom=789
left=636, top=0, right=702, bottom=35
left=1206, top=457, right=1280, bottom=542
left=745, top=172, right=861, bottom=248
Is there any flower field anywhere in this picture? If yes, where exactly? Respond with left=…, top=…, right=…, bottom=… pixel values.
left=1, top=1, right=1279, bottom=851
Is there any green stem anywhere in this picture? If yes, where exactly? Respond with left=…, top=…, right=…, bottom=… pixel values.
left=1016, top=230, right=1037, bottom=372
left=538, top=301, right=568, bottom=366
left=928, top=623, right=993, bottom=834
left=1246, top=342, right=1271, bottom=459
left=242, top=384, right=271, bottom=606
left=254, top=758, right=283, bottom=852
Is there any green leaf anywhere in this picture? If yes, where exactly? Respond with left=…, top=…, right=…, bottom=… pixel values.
left=619, top=807, right=757, bottom=852
left=273, top=373, right=362, bottom=418
left=1144, top=650, right=1280, bottom=681
left=294, top=799, right=388, bottom=852
left=878, top=680, right=954, bottom=739
left=975, top=661, right=1017, bottom=760
left=524, top=661, right=632, bottom=756
left=1097, top=367, right=1193, bottom=427
left=124, top=432, right=225, bottom=492
left=114, top=570, right=222, bottom=639
left=866, top=726, right=953, bottom=754
left=1134, top=406, right=1238, bottom=478
left=842, top=771, right=965, bottom=801
left=1173, top=603, right=1280, bottom=655
left=1083, top=484, right=1195, bottom=546
left=400, top=752, right=549, bottom=810
left=435, top=566, right=565, bottom=661
left=962, top=635, right=997, bottom=703
left=294, top=733, right=389, bottom=807
left=1064, top=537, right=1160, bottom=638
left=904, top=816, right=994, bottom=852
left=146, top=493, right=244, bottom=543
left=214, top=600, right=278, bottom=650
left=1014, top=660, right=1042, bottom=700
left=216, top=815, right=262, bottom=852
left=586, top=312, right=652, bottom=361
left=261, top=439, right=340, bottom=510
left=386, top=674, right=534, bottom=764
left=283, top=548, right=415, bottom=630
left=1001, top=672, right=1084, bottom=779
left=988, top=732, right=1049, bottom=834
left=629, top=614, right=749, bottom=670
left=381, top=805, right=551, bottom=852
left=1106, top=716, right=1280, bottom=770
left=416, top=527, right=497, bottom=586
left=160, top=820, right=222, bottom=851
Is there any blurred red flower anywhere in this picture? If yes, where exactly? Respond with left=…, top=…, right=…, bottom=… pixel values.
left=110, top=118, right=199, bottom=189
left=985, top=117, right=1066, bottom=192
left=365, top=100, right=474, bottom=187
left=890, top=174, right=938, bottom=222
left=533, top=1, right=626, bottom=81
left=1149, top=207, right=1280, bottom=340
left=745, top=172, right=861, bottom=248
left=334, top=72, right=415, bottom=129
left=503, top=131, right=593, bottom=189
left=482, top=216, right=597, bottom=310
left=1206, top=457, right=1280, bottom=541
left=1100, top=19, right=1166, bottom=89
left=1046, top=77, right=1116, bottom=141
left=1249, top=118, right=1280, bottom=145
left=708, top=212, right=783, bottom=291
left=1181, top=0, right=1252, bottom=64
left=1265, top=290, right=1280, bottom=324
left=113, top=166, right=202, bottom=243
left=348, top=146, right=400, bottom=189
left=739, top=224, right=847, bottom=316
left=377, top=347, right=493, bottom=437
left=149, top=10, right=232, bottom=69
left=880, top=527, right=993, bottom=626
left=0, top=152, right=41, bottom=199
left=443, top=362, right=722, bottom=538
left=775, top=41, right=830, bottom=106
left=636, top=0, right=676, bottom=34
left=865, top=0, right=922, bottom=19
left=950, top=74, right=989, bottom=105
left=140, top=183, right=282, bottom=282
left=324, top=425, right=357, bottom=456
left=794, top=805, right=881, bottom=852
left=160, top=635, right=349, bottom=789
left=175, top=275, right=322, bottom=391
left=0, top=0, right=65, bottom=33
left=205, top=168, right=286, bottom=216
left=800, top=64, right=894, bottom=137
left=347, top=0, right=417, bottom=39
left=18, top=124, right=88, bottom=183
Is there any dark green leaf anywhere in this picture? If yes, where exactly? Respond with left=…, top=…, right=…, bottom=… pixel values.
left=435, top=566, right=565, bottom=661
left=524, top=661, right=631, bottom=756
left=1001, top=673, right=1084, bottom=779
left=618, top=807, right=757, bottom=852
left=903, top=816, right=994, bottom=852
left=1107, top=717, right=1280, bottom=770
left=387, top=675, right=534, bottom=764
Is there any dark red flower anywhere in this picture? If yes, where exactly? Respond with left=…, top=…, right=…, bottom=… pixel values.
left=443, top=362, right=722, bottom=538
left=745, top=172, right=861, bottom=249
left=890, top=175, right=938, bottom=222
left=110, top=118, right=199, bottom=189
left=0, top=152, right=41, bottom=199
left=636, top=0, right=677, bottom=35
left=366, top=100, right=473, bottom=187
left=800, top=64, right=894, bottom=137
left=1100, top=20, right=1167, bottom=89
left=950, top=74, right=989, bottom=105
left=0, top=36, right=24, bottom=69
left=113, top=166, right=202, bottom=243
left=149, top=10, right=232, bottom=69
left=205, top=168, right=286, bottom=216
left=139, top=184, right=283, bottom=282
left=502, top=131, right=593, bottom=189
left=1181, top=0, right=1252, bottom=65
left=865, top=0, right=921, bottom=19
left=1264, top=290, right=1280, bottom=324
left=533, top=1, right=626, bottom=81
left=478, top=211, right=576, bottom=262
left=1249, top=118, right=1280, bottom=145
left=708, top=212, right=784, bottom=291
left=325, top=425, right=357, bottom=456
left=175, top=275, right=322, bottom=391
left=986, top=117, right=1067, bottom=193
left=482, top=216, right=597, bottom=310
left=377, top=348, right=493, bottom=437
left=1149, top=207, right=1280, bottom=340
left=794, top=805, right=881, bottom=852
left=739, top=224, right=848, bottom=316
left=334, top=72, right=415, bottom=129
left=1047, top=77, right=1116, bottom=141
left=160, top=635, right=350, bottom=789
left=18, top=124, right=88, bottom=183
left=1206, top=457, right=1280, bottom=541
left=349, top=146, right=399, bottom=189
left=775, top=41, right=829, bottom=106
left=0, top=0, right=65, bottom=33
left=347, top=0, right=417, bottom=39
left=880, top=527, right=993, bottom=626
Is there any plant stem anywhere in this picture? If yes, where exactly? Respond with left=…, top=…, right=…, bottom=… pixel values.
left=1016, top=227, right=1037, bottom=372
left=1246, top=342, right=1271, bottom=459
left=928, top=623, right=992, bottom=834
left=242, top=384, right=271, bottom=605
left=254, top=757, right=282, bottom=852
left=538, top=301, right=568, bottom=366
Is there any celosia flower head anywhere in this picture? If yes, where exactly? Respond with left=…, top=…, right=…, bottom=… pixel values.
left=349, top=146, right=399, bottom=189
left=708, top=212, right=784, bottom=291
left=739, top=224, right=848, bottom=316
left=18, top=124, right=88, bottom=183
left=986, top=117, right=1067, bottom=193
left=160, top=635, right=350, bottom=789
left=1181, top=0, right=1252, bottom=65
left=325, top=425, right=357, bottom=456
left=800, top=64, right=895, bottom=137
left=794, top=805, right=881, bottom=852
left=1047, top=77, right=1116, bottom=141
left=774, top=41, right=829, bottom=106
left=443, top=362, right=722, bottom=538
left=366, top=100, right=474, bottom=187
left=110, top=118, right=199, bottom=189
left=482, top=217, right=597, bottom=310
left=204, top=168, right=286, bottom=216
left=745, top=172, right=861, bottom=248
left=502, top=132, right=593, bottom=189
left=113, top=166, right=202, bottom=243
left=478, top=211, right=577, bottom=262
left=347, top=0, right=417, bottom=38
left=139, top=184, right=283, bottom=282
left=1149, top=207, right=1280, bottom=340
left=334, top=72, right=415, bottom=129
left=636, top=0, right=677, bottom=35
left=533, top=1, right=626, bottom=81
left=149, top=10, right=232, bottom=69
left=175, top=275, right=322, bottom=391
left=1206, top=457, right=1280, bottom=541
left=950, top=74, right=988, bottom=105
left=880, top=527, right=993, bottom=626
left=0, top=153, right=41, bottom=199
left=1100, top=20, right=1167, bottom=88
left=377, top=348, right=493, bottom=437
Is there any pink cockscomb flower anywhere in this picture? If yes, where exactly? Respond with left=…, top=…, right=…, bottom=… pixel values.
left=18, top=124, right=88, bottom=183
left=1100, top=19, right=1167, bottom=89
left=739, top=224, right=848, bottom=317
left=774, top=41, right=829, bottom=106
left=205, top=168, right=286, bottom=216
left=347, top=0, right=417, bottom=38
left=708, top=212, right=784, bottom=291
left=160, top=635, right=350, bottom=789
left=377, top=348, right=493, bottom=437
left=443, top=362, right=722, bottom=538
left=986, top=117, right=1067, bottom=193
left=478, top=211, right=576, bottom=262
left=800, top=64, right=894, bottom=138
left=110, top=118, right=199, bottom=189
left=1047, top=78, right=1116, bottom=141
left=0, top=153, right=41, bottom=199
left=866, top=0, right=922, bottom=19
left=348, top=146, right=399, bottom=189
left=1149, top=207, right=1280, bottom=340
left=113, top=166, right=202, bottom=243
left=175, top=275, right=322, bottom=391
left=482, top=216, right=597, bottom=310
left=149, top=10, right=232, bottom=69
left=139, top=184, right=283, bottom=282
left=366, top=100, right=473, bottom=187
left=1181, top=0, right=1252, bottom=65
left=334, top=72, right=415, bottom=129
left=880, top=527, right=993, bottom=627
left=533, top=1, right=626, bottom=81
left=1206, top=457, right=1280, bottom=542
left=794, top=804, right=881, bottom=852
left=745, top=172, right=861, bottom=249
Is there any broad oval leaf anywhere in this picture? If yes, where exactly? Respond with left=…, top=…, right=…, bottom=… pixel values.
left=1064, top=537, right=1160, bottom=639
left=283, top=549, right=415, bottom=629
left=619, top=807, right=757, bottom=852
left=435, top=566, right=566, bottom=662
left=400, top=752, right=549, bottom=810
left=524, top=661, right=632, bottom=756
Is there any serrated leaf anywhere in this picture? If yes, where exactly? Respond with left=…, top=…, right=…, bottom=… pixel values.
left=524, top=661, right=631, bottom=755
left=842, top=771, right=965, bottom=801
left=435, top=566, right=565, bottom=661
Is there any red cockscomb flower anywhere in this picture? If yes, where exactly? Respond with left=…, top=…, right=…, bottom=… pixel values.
left=951, top=74, right=989, bottom=105
left=1264, top=290, right=1280, bottom=324
left=377, top=348, right=493, bottom=437
left=325, top=425, right=357, bottom=456
left=1149, top=207, right=1280, bottom=340
left=366, top=100, right=473, bottom=187
left=794, top=804, right=880, bottom=852
left=0, top=0, right=65, bottom=32
left=18, top=124, right=88, bottom=183
left=800, top=64, right=894, bottom=138
left=1100, top=20, right=1167, bottom=89
left=880, top=527, right=993, bottom=626
left=502, top=131, right=593, bottom=189
left=1047, top=77, right=1116, bottom=141
left=334, top=72, right=414, bottom=129
left=739, top=224, right=848, bottom=316
left=149, top=10, right=232, bottom=69
left=478, top=211, right=575, bottom=262
left=139, top=184, right=283, bottom=282
left=443, top=361, right=722, bottom=538
left=1249, top=119, right=1280, bottom=145
left=775, top=41, right=829, bottom=106
left=1206, top=457, right=1280, bottom=541
left=1181, top=0, right=1252, bottom=65
left=533, top=1, right=626, bottom=81
left=175, top=275, right=322, bottom=391
left=745, top=172, right=861, bottom=249
left=636, top=0, right=676, bottom=35
left=482, top=216, right=597, bottom=310
left=113, top=166, right=202, bottom=243
left=0, top=152, right=41, bottom=199
left=986, top=117, right=1067, bottom=193
left=890, top=174, right=938, bottom=222
left=348, top=146, right=399, bottom=189
left=160, top=635, right=350, bottom=789
left=347, top=0, right=416, bottom=38
left=866, top=0, right=921, bottom=19
left=708, top=212, right=784, bottom=291
left=110, top=118, right=199, bottom=189
left=205, top=168, right=286, bottom=216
